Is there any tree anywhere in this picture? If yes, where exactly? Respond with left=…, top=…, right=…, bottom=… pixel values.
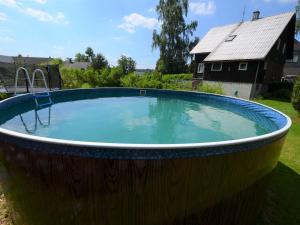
left=85, top=47, right=95, bottom=62
left=292, top=79, right=300, bottom=114
left=117, top=55, right=136, bottom=74
left=91, top=53, right=108, bottom=70
left=75, top=53, right=88, bottom=62
left=188, top=37, right=200, bottom=73
left=296, top=1, right=300, bottom=35
left=152, top=0, right=198, bottom=74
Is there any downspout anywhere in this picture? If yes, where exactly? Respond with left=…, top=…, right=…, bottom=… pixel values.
left=252, top=61, right=261, bottom=99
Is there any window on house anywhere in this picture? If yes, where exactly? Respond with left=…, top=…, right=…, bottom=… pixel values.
left=197, top=63, right=204, bottom=73
left=277, top=39, right=281, bottom=51
left=225, top=35, right=237, bottom=42
left=264, top=62, right=268, bottom=70
left=211, top=62, right=222, bottom=71
left=282, top=43, right=286, bottom=54
left=238, top=62, right=248, bottom=71
left=286, top=55, right=299, bottom=63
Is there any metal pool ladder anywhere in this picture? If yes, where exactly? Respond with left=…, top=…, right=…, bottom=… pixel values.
left=15, top=67, right=53, bottom=108
left=32, top=69, right=52, bottom=108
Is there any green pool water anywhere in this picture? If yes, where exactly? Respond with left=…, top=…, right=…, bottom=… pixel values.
left=0, top=96, right=276, bottom=144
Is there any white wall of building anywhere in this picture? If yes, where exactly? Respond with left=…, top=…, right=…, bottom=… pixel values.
left=203, top=81, right=254, bottom=99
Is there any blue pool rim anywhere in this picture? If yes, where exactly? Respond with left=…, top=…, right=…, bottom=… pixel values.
left=0, top=88, right=292, bottom=159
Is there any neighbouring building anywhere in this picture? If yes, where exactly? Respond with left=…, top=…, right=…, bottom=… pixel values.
left=283, top=39, right=300, bottom=77
left=63, top=61, right=91, bottom=70
left=190, top=11, right=296, bottom=99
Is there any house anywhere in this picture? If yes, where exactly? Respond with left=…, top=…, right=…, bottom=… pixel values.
left=0, top=55, right=60, bottom=93
left=63, top=61, right=91, bottom=70
left=190, top=11, right=296, bottom=99
left=13, top=56, right=52, bottom=67
left=284, top=39, right=300, bottom=78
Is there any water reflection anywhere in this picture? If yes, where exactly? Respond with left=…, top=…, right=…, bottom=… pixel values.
left=19, top=106, right=51, bottom=134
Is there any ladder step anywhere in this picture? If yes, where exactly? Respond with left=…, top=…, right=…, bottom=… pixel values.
left=37, top=102, right=52, bottom=109
left=34, top=93, right=50, bottom=98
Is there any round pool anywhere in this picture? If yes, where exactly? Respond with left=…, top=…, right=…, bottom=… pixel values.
left=0, top=88, right=291, bottom=225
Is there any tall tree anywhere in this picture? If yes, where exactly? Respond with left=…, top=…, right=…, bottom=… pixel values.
left=75, top=53, right=88, bottom=62
left=296, top=1, right=300, bottom=35
left=152, top=0, right=198, bottom=74
left=91, top=53, right=108, bottom=70
left=85, top=47, right=95, bottom=62
left=117, top=55, right=136, bottom=74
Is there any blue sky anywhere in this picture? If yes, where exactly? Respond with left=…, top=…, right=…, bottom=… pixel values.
left=0, top=0, right=298, bottom=69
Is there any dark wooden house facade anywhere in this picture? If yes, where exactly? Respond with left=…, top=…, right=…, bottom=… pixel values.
left=190, top=11, right=296, bottom=99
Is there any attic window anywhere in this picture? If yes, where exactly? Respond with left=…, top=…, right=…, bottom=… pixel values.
left=225, top=35, right=237, bottom=42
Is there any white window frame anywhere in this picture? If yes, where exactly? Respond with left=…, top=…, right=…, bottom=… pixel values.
left=211, top=62, right=223, bottom=71
left=277, top=38, right=281, bottom=51
left=197, top=63, right=204, bottom=73
left=238, top=62, right=248, bottom=71
left=294, top=55, right=299, bottom=63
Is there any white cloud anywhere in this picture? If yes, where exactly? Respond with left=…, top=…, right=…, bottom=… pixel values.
left=0, top=0, right=68, bottom=24
left=264, top=0, right=297, bottom=3
left=0, top=12, right=8, bottom=21
left=119, top=13, right=158, bottom=33
left=34, top=0, right=47, bottom=4
left=23, top=8, right=68, bottom=24
left=190, top=1, right=216, bottom=16
left=0, top=0, right=18, bottom=7
left=0, top=36, right=15, bottom=42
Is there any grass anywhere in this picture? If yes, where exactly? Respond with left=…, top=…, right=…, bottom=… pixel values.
left=0, top=98, right=299, bottom=225
left=256, top=99, right=300, bottom=225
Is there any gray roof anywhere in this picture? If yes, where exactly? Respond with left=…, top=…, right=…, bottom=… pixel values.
left=13, top=56, right=52, bottom=65
left=64, top=61, right=90, bottom=69
left=191, top=12, right=295, bottom=62
left=0, top=55, right=14, bottom=64
left=190, top=23, right=238, bottom=54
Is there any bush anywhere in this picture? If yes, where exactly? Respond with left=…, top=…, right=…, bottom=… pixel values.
left=0, top=93, right=8, bottom=100
left=292, top=80, right=300, bottom=114
left=198, top=83, right=224, bottom=95
left=263, top=82, right=294, bottom=101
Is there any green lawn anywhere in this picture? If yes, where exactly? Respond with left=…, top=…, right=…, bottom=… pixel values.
left=256, top=100, right=300, bottom=225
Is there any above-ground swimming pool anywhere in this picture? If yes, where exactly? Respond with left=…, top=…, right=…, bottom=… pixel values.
left=0, top=88, right=291, bottom=225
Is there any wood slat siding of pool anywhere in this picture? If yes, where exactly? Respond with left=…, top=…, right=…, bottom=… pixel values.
left=0, top=137, right=285, bottom=225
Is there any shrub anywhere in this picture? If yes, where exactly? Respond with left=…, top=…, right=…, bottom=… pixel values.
left=0, top=93, right=8, bottom=100
left=292, top=79, right=300, bottom=114
left=198, top=83, right=224, bottom=95
left=263, top=82, right=294, bottom=101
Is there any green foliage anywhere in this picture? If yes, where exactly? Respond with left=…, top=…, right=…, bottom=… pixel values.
left=198, top=83, right=224, bottom=95
left=0, top=93, right=8, bottom=100
left=292, top=79, right=300, bottom=114
left=262, top=82, right=294, bottom=102
left=75, top=53, right=88, bottom=62
left=85, top=47, right=95, bottom=61
left=46, top=58, right=63, bottom=66
left=152, top=0, right=198, bottom=74
left=60, top=66, right=127, bottom=89
left=60, top=67, right=103, bottom=88
left=91, top=54, right=108, bottom=71
left=117, top=55, right=136, bottom=74
left=120, top=72, right=193, bottom=90
left=296, top=2, right=300, bottom=35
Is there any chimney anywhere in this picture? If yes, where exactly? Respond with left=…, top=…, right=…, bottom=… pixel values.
left=252, top=11, right=260, bottom=21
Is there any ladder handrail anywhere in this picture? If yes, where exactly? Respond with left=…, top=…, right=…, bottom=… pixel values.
left=14, top=67, right=33, bottom=95
left=32, top=69, right=49, bottom=93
